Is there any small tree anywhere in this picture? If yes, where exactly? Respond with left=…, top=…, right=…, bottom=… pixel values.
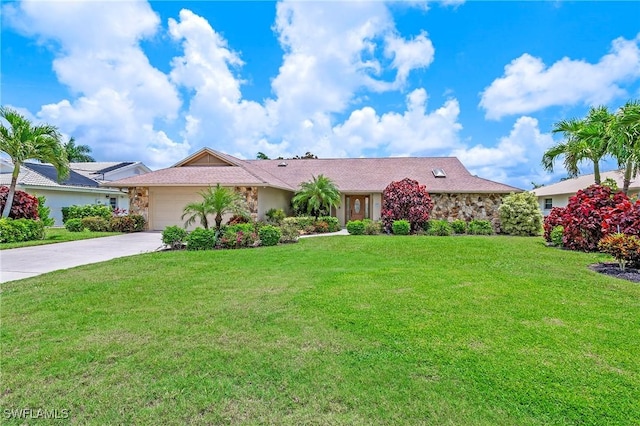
left=182, top=184, right=250, bottom=230
left=292, top=174, right=340, bottom=219
left=498, top=192, right=543, bottom=236
left=381, top=178, right=433, bottom=233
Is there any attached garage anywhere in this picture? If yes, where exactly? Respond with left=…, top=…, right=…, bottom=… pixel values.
left=148, top=187, right=207, bottom=231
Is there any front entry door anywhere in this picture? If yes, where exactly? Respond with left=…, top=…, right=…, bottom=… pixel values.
left=349, top=196, right=366, bottom=221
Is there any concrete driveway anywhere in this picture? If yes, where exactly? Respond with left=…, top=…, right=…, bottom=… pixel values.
left=0, top=232, right=164, bottom=283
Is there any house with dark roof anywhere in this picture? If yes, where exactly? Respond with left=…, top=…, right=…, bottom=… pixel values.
left=532, top=170, right=640, bottom=215
left=0, top=160, right=151, bottom=225
left=109, top=148, right=521, bottom=231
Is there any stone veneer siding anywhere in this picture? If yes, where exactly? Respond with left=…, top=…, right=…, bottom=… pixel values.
left=128, top=187, right=150, bottom=230
left=430, top=193, right=505, bottom=231
left=234, top=186, right=258, bottom=220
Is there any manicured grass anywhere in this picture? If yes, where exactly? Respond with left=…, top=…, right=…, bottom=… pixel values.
left=0, top=228, right=120, bottom=250
left=1, top=236, right=639, bottom=424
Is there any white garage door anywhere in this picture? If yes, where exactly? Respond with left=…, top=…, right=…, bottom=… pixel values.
left=149, top=187, right=208, bottom=231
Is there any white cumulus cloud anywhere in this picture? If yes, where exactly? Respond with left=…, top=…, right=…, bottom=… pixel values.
left=480, top=34, right=640, bottom=120
left=452, top=116, right=555, bottom=187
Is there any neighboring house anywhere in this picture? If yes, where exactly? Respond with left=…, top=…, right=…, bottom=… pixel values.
left=0, top=160, right=151, bottom=225
left=532, top=170, right=640, bottom=216
left=109, top=148, right=521, bottom=231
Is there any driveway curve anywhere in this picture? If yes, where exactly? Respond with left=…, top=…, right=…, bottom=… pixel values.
left=0, top=232, right=163, bottom=283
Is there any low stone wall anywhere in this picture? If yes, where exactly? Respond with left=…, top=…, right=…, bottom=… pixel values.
left=128, top=187, right=149, bottom=230
left=430, top=193, right=505, bottom=231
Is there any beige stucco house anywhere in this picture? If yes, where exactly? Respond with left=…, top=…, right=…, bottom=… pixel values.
left=108, top=148, right=522, bottom=231
left=532, top=170, right=640, bottom=216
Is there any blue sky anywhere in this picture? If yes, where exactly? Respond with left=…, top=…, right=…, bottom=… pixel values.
left=2, top=1, right=639, bottom=189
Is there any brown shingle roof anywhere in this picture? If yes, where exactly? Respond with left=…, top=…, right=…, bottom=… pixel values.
left=109, top=148, right=521, bottom=194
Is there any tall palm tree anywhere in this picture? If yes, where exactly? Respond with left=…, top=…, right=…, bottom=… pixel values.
left=292, top=174, right=340, bottom=219
left=64, top=137, right=95, bottom=162
left=181, top=184, right=250, bottom=230
left=543, top=106, right=614, bottom=184
left=610, top=100, right=640, bottom=195
left=0, top=107, right=69, bottom=218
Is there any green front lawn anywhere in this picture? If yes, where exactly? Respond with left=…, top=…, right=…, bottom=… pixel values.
left=0, top=228, right=120, bottom=250
left=1, top=236, right=638, bottom=424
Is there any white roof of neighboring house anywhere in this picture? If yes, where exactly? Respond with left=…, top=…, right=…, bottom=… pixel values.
left=533, top=170, right=640, bottom=197
left=71, top=162, right=151, bottom=182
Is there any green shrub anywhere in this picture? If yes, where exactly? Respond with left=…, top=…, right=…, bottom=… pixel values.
left=346, top=220, right=365, bottom=235
left=550, top=226, right=564, bottom=247
left=227, top=223, right=256, bottom=235
left=451, top=219, right=467, bottom=234
left=0, top=218, right=45, bottom=243
left=363, top=219, right=382, bottom=235
left=392, top=220, right=411, bottom=235
left=36, top=196, right=54, bottom=227
left=186, top=227, right=216, bottom=251
left=81, top=216, right=110, bottom=232
left=428, top=220, right=453, bottom=236
left=499, top=192, right=543, bottom=236
left=110, top=215, right=145, bottom=233
left=282, top=216, right=315, bottom=231
left=62, top=204, right=112, bottom=223
left=266, top=208, right=286, bottom=225
left=259, top=225, right=281, bottom=247
left=219, top=227, right=259, bottom=249
left=162, top=226, right=188, bottom=250
left=65, top=218, right=85, bottom=232
left=279, top=224, right=300, bottom=243
left=318, top=216, right=340, bottom=232
left=468, top=219, right=494, bottom=235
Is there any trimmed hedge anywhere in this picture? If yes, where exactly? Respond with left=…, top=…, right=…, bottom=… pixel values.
left=62, top=204, right=112, bottom=223
left=259, top=225, right=282, bottom=246
left=0, top=218, right=45, bottom=243
left=346, top=220, right=365, bottom=235
left=82, top=216, right=110, bottom=232
left=186, top=228, right=216, bottom=251
left=65, top=218, right=84, bottom=232
left=392, top=220, right=411, bottom=235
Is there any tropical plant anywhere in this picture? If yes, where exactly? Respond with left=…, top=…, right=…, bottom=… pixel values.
left=543, top=207, right=566, bottom=242
left=265, top=208, right=286, bottom=225
left=498, top=192, right=543, bottom=236
left=543, top=106, right=614, bottom=184
left=36, top=195, right=54, bottom=227
left=598, top=233, right=640, bottom=270
left=0, top=186, right=39, bottom=220
left=381, top=178, right=433, bottom=233
left=0, top=107, right=69, bottom=218
left=610, top=100, right=640, bottom=195
left=292, top=174, right=340, bottom=219
left=182, top=184, right=250, bottom=230
left=64, top=136, right=95, bottom=162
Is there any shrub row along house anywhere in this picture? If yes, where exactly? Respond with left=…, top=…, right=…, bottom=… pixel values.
left=109, top=148, right=521, bottom=231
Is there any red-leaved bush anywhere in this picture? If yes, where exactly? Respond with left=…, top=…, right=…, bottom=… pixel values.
left=543, top=206, right=566, bottom=242
left=561, top=184, right=628, bottom=251
left=381, top=178, right=433, bottom=233
left=0, top=186, right=39, bottom=220
left=602, top=199, right=640, bottom=237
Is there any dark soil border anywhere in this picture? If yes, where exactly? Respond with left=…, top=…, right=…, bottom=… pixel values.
left=590, top=263, right=640, bottom=283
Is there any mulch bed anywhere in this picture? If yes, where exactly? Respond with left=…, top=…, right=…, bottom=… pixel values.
left=590, top=263, right=640, bottom=283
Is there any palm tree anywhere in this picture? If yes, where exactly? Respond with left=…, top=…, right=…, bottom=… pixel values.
left=292, top=174, right=341, bottom=219
left=543, top=106, right=614, bottom=184
left=181, top=184, right=250, bottom=230
left=0, top=107, right=69, bottom=218
left=64, top=137, right=95, bottom=162
left=610, top=100, right=640, bottom=195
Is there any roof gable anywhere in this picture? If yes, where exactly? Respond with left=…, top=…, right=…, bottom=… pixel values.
left=172, top=148, right=239, bottom=167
